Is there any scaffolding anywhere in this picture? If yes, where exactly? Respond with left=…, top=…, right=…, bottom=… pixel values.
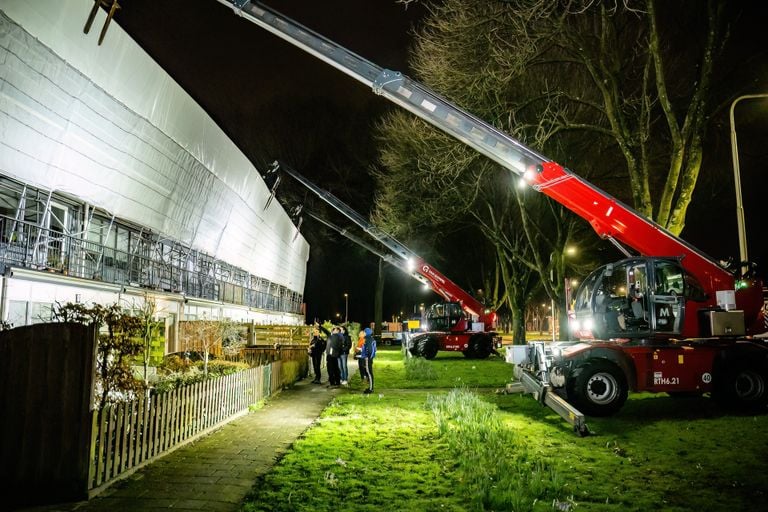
left=0, top=180, right=303, bottom=315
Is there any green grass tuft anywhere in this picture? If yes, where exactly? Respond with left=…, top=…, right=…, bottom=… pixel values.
left=248, top=399, right=266, bottom=412
left=428, top=388, right=565, bottom=511
left=404, top=355, right=438, bottom=381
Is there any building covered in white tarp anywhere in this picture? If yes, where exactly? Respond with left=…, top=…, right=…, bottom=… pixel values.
left=0, top=0, right=309, bottom=346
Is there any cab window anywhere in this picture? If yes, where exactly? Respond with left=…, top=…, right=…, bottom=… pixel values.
left=653, top=260, right=707, bottom=301
left=684, top=273, right=708, bottom=302
left=653, top=261, right=684, bottom=295
left=574, top=269, right=600, bottom=312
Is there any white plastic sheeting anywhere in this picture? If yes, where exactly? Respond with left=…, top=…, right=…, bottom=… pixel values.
left=0, top=0, right=308, bottom=294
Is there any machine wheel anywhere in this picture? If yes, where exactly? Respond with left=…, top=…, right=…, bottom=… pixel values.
left=463, top=334, right=491, bottom=359
left=712, top=361, right=768, bottom=411
left=410, top=335, right=439, bottom=360
left=567, top=359, right=628, bottom=417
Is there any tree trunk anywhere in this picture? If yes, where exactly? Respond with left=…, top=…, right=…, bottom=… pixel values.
left=558, top=302, right=570, bottom=342
left=510, top=302, right=526, bottom=345
left=374, top=257, right=384, bottom=335
left=143, top=329, right=150, bottom=383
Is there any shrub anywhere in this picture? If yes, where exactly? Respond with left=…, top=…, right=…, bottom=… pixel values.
left=53, top=302, right=145, bottom=408
left=152, top=360, right=249, bottom=393
left=205, top=359, right=249, bottom=376
left=152, top=367, right=205, bottom=393
left=159, top=354, right=193, bottom=374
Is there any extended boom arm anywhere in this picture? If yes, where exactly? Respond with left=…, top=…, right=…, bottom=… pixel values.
left=268, top=161, right=491, bottom=323
left=219, top=0, right=756, bottom=319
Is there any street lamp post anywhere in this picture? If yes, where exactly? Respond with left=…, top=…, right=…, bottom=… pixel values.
left=730, top=93, right=768, bottom=275
left=344, top=293, right=348, bottom=323
left=550, top=297, right=556, bottom=342
left=548, top=253, right=556, bottom=342
left=562, top=246, right=579, bottom=341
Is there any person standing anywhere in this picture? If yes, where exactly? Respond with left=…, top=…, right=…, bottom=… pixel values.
left=360, top=327, right=376, bottom=394
left=354, top=329, right=368, bottom=381
left=308, top=327, right=326, bottom=384
left=339, top=325, right=352, bottom=385
left=325, top=326, right=343, bottom=387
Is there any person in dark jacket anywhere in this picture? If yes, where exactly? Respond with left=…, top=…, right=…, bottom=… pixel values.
left=339, top=325, right=352, bottom=385
left=325, top=326, right=343, bottom=387
left=360, top=327, right=377, bottom=394
left=308, top=327, right=326, bottom=384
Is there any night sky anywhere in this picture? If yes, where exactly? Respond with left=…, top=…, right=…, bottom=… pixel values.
left=111, top=0, right=427, bottom=324
left=110, top=1, right=768, bottom=325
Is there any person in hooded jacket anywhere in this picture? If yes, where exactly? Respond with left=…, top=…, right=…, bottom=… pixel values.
left=360, top=327, right=377, bottom=394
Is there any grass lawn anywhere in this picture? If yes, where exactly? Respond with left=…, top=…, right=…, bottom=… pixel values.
left=373, top=346, right=515, bottom=389
left=241, top=347, right=768, bottom=512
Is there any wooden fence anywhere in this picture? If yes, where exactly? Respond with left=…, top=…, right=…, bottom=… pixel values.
left=233, top=344, right=310, bottom=368
left=0, top=323, right=98, bottom=507
left=251, top=324, right=310, bottom=345
left=88, top=362, right=283, bottom=492
left=173, top=322, right=311, bottom=356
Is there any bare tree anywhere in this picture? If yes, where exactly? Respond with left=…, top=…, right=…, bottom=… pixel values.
left=374, top=1, right=605, bottom=340
left=181, top=317, right=219, bottom=375
left=181, top=316, right=243, bottom=374
left=413, top=0, right=731, bottom=234
left=137, top=294, right=158, bottom=383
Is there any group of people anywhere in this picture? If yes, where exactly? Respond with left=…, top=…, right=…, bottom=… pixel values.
left=308, top=323, right=376, bottom=394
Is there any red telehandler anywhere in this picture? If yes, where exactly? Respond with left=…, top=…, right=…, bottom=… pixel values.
left=217, top=0, right=768, bottom=434
left=263, top=161, right=502, bottom=360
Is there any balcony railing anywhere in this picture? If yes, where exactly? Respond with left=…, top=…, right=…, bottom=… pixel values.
left=0, top=215, right=302, bottom=315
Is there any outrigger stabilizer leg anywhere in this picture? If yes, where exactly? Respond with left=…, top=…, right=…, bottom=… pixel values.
left=516, top=369, right=589, bottom=436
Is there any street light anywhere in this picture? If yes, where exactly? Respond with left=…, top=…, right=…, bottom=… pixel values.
left=344, top=292, right=348, bottom=323
left=730, top=93, right=768, bottom=275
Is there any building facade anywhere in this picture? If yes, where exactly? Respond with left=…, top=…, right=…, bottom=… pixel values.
left=0, top=1, right=309, bottom=347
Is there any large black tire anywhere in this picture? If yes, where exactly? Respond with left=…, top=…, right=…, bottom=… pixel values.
left=410, top=335, right=439, bottom=360
left=567, top=359, right=628, bottom=417
left=712, top=361, right=768, bottom=411
left=463, top=334, right=492, bottom=359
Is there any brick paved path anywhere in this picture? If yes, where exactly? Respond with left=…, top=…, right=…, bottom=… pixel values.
left=20, top=380, right=338, bottom=512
